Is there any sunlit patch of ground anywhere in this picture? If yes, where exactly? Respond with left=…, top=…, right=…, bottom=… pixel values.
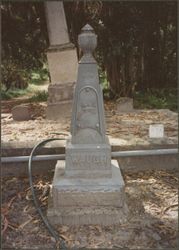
left=2, top=170, right=178, bottom=249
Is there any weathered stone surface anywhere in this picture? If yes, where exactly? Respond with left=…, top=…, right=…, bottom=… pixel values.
left=117, top=97, right=133, bottom=112
left=47, top=160, right=128, bottom=225
left=47, top=24, right=127, bottom=225
left=45, top=1, right=78, bottom=120
left=65, top=24, right=111, bottom=179
left=46, top=48, right=78, bottom=120
left=71, top=25, right=106, bottom=145
left=12, top=105, right=31, bottom=121
left=46, top=101, right=72, bottom=119
left=47, top=48, right=78, bottom=84
left=48, top=203, right=128, bottom=226
left=65, top=141, right=111, bottom=178
left=45, top=1, right=69, bottom=45
left=47, top=82, right=75, bottom=104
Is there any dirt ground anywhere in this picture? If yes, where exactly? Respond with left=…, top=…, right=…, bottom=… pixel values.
left=2, top=98, right=178, bottom=249
left=2, top=170, right=178, bottom=249
left=1, top=99, right=178, bottom=146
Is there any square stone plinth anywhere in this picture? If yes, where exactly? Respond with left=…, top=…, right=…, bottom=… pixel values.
left=47, top=160, right=128, bottom=226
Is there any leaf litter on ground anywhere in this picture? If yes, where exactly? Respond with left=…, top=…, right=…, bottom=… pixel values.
left=2, top=169, right=178, bottom=249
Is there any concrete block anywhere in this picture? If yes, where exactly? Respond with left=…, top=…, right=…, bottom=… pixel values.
left=47, top=160, right=128, bottom=225
left=47, top=201, right=128, bottom=226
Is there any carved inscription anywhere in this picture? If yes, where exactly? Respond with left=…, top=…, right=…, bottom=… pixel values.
left=76, top=87, right=99, bottom=131
left=70, top=153, right=108, bottom=169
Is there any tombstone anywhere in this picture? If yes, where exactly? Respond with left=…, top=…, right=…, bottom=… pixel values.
left=117, top=97, right=134, bottom=113
left=47, top=24, right=128, bottom=225
left=45, top=1, right=78, bottom=119
left=12, top=105, right=31, bottom=121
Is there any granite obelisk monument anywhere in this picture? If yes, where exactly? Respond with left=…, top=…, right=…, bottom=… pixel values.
left=47, top=24, right=128, bottom=225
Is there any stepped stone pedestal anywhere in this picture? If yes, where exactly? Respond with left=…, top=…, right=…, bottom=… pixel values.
left=48, top=160, right=127, bottom=225
left=47, top=24, right=128, bottom=225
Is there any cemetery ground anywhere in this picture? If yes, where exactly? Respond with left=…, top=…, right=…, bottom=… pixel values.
left=2, top=95, right=178, bottom=249
left=2, top=169, right=178, bottom=249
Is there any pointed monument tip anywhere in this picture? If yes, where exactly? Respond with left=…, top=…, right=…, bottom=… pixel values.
left=82, top=24, right=94, bottom=32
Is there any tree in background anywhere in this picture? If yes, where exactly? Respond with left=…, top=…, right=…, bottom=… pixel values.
left=2, top=1, right=177, bottom=99
left=1, top=2, right=48, bottom=90
left=64, top=1, right=177, bottom=97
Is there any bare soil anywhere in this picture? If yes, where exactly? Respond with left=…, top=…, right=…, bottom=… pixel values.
left=2, top=98, right=178, bottom=249
left=2, top=170, right=178, bottom=249
left=1, top=99, right=178, bottom=146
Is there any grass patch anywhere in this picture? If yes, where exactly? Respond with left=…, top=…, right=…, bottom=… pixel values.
left=1, top=84, right=44, bottom=100
left=100, top=70, right=109, bottom=90
left=29, top=90, right=48, bottom=102
left=1, top=88, right=30, bottom=100
left=134, top=88, right=177, bottom=111
left=29, top=67, right=49, bottom=86
left=1, top=66, right=49, bottom=100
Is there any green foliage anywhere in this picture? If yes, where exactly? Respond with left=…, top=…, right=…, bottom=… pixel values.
left=29, top=90, right=48, bottom=102
left=2, top=2, right=48, bottom=70
left=65, top=1, right=177, bottom=96
left=29, top=66, right=49, bottom=85
left=134, top=88, right=177, bottom=111
left=99, top=69, right=109, bottom=90
left=1, top=62, right=49, bottom=100
left=2, top=59, right=29, bottom=91
left=1, top=90, right=12, bottom=100
left=2, top=1, right=177, bottom=108
left=1, top=87, right=30, bottom=100
left=1, top=2, right=48, bottom=91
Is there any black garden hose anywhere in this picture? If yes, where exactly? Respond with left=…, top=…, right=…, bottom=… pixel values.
left=28, top=138, right=67, bottom=250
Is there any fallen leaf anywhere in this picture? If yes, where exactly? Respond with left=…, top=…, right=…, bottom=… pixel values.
left=19, top=218, right=33, bottom=230
left=162, top=203, right=178, bottom=214
left=2, top=216, right=9, bottom=236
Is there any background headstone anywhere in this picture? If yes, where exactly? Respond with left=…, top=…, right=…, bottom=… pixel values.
left=12, top=105, right=31, bottom=121
left=45, top=1, right=78, bottom=119
left=45, top=1, right=69, bottom=46
left=117, top=97, right=134, bottom=112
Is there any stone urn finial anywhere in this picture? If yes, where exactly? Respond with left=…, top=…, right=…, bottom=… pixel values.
left=78, top=24, right=97, bottom=62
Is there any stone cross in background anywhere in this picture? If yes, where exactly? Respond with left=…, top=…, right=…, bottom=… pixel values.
left=47, top=24, right=128, bottom=225
left=45, top=1, right=78, bottom=119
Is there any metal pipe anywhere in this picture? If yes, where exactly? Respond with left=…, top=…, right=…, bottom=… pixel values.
left=1, top=154, right=65, bottom=163
left=112, top=148, right=178, bottom=157
left=1, top=148, right=178, bottom=163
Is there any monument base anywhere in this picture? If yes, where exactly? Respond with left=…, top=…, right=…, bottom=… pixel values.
left=47, top=160, right=128, bottom=226
left=46, top=82, right=75, bottom=120
left=46, top=101, right=72, bottom=119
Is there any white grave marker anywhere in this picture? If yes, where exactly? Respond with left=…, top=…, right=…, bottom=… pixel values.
left=149, top=124, right=164, bottom=138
